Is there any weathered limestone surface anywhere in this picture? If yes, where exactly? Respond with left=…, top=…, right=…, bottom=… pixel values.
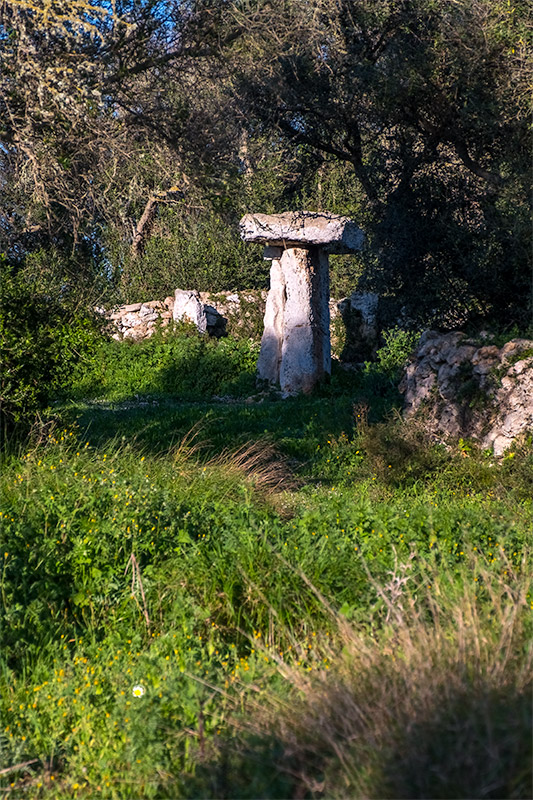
left=279, top=247, right=331, bottom=395
left=241, top=210, right=364, bottom=395
left=240, top=211, right=365, bottom=253
left=400, top=332, right=533, bottom=455
left=105, top=299, right=172, bottom=340
left=336, top=292, right=379, bottom=362
left=173, top=289, right=207, bottom=334
left=103, top=291, right=266, bottom=341
left=256, top=256, right=284, bottom=384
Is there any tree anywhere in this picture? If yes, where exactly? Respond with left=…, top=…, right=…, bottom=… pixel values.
left=1, top=1, right=530, bottom=325
left=228, top=0, right=532, bottom=326
left=0, top=1, right=244, bottom=287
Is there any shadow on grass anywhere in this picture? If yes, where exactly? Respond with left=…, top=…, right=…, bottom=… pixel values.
left=177, top=683, right=532, bottom=799
left=59, top=358, right=403, bottom=466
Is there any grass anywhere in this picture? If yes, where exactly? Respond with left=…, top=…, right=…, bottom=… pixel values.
left=1, top=329, right=532, bottom=798
left=239, top=559, right=532, bottom=799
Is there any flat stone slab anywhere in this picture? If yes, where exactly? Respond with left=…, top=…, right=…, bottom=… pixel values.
left=240, top=211, right=364, bottom=254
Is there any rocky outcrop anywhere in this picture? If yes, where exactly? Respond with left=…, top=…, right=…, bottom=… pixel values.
left=400, top=331, right=533, bottom=455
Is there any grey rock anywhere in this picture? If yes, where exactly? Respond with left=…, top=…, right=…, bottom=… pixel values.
left=473, top=358, right=498, bottom=376
left=173, top=289, right=207, bottom=334
left=349, top=292, right=378, bottom=320
left=257, top=256, right=285, bottom=385
left=140, top=311, right=159, bottom=323
left=240, top=211, right=365, bottom=254
left=279, top=247, right=330, bottom=396
left=446, top=345, right=476, bottom=365
left=205, top=306, right=221, bottom=326
left=402, top=332, right=533, bottom=455
left=121, top=312, right=141, bottom=328
left=417, top=330, right=441, bottom=352
left=472, top=345, right=499, bottom=364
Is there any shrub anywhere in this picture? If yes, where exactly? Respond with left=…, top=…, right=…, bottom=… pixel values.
left=111, top=208, right=269, bottom=302
left=0, top=264, right=100, bottom=444
left=375, top=326, right=419, bottom=375
left=230, top=558, right=533, bottom=799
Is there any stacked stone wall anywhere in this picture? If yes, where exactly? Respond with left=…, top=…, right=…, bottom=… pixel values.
left=102, top=289, right=378, bottom=361
left=400, top=331, right=533, bottom=455
left=104, top=291, right=268, bottom=341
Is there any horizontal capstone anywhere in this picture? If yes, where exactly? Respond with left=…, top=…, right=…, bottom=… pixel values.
left=240, top=211, right=364, bottom=254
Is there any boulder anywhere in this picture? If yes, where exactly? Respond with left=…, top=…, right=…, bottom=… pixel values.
left=336, top=292, right=379, bottom=362
left=401, top=333, right=533, bottom=455
left=173, top=289, right=207, bottom=334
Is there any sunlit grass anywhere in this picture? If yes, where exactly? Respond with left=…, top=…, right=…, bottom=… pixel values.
left=1, top=385, right=532, bottom=797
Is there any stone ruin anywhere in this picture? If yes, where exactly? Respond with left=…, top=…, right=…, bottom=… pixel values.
left=102, top=287, right=379, bottom=360
left=105, top=290, right=267, bottom=341
left=240, top=211, right=365, bottom=395
left=400, top=331, right=533, bottom=456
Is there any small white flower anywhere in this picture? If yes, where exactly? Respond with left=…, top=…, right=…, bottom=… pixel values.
left=132, top=684, right=145, bottom=697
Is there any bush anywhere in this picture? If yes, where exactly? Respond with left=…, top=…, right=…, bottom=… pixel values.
left=375, top=326, right=419, bottom=375
left=0, top=264, right=99, bottom=443
left=111, top=208, right=269, bottom=302
left=244, top=559, right=533, bottom=799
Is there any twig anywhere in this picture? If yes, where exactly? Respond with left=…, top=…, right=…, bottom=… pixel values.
left=125, top=553, right=151, bottom=634
left=0, top=759, right=40, bottom=777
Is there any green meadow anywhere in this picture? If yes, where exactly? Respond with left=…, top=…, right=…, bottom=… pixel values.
left=1, top=331, right=532, bottom=799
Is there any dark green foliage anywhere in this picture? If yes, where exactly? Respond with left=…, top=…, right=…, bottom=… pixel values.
left=234, top=0, right=532, bottom=328
left=70, top=327, right=259, bottom=401
left=0, top=262, right=100, bottom=443
left=112, top=209, right=269, bottom=302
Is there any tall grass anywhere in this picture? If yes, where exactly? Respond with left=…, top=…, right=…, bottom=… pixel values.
left=225, top=558, right=532, bottom=799
left=1, top=330, right=532, bottom=798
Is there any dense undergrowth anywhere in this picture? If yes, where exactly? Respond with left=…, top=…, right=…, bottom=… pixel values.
left=1, top=330, right=532, bottom=798
left=68, top=327, right=261, bottom=403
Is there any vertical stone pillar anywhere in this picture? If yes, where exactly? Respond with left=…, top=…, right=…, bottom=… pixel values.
left=257, top=247, right=284, bottom=384
left=279, top=247, right=330, bottom=395
left=240, top=211, right=364, bottom=396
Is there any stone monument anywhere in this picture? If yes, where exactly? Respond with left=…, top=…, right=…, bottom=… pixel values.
left=240, top=211, right=365, bottom=395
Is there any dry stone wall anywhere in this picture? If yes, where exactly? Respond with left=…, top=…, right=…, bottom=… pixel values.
left=105, top=290, right=268, bottom=341
left=400, top=331, right=533, bottom=455
left=103, top=289, right=379, bottom=361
